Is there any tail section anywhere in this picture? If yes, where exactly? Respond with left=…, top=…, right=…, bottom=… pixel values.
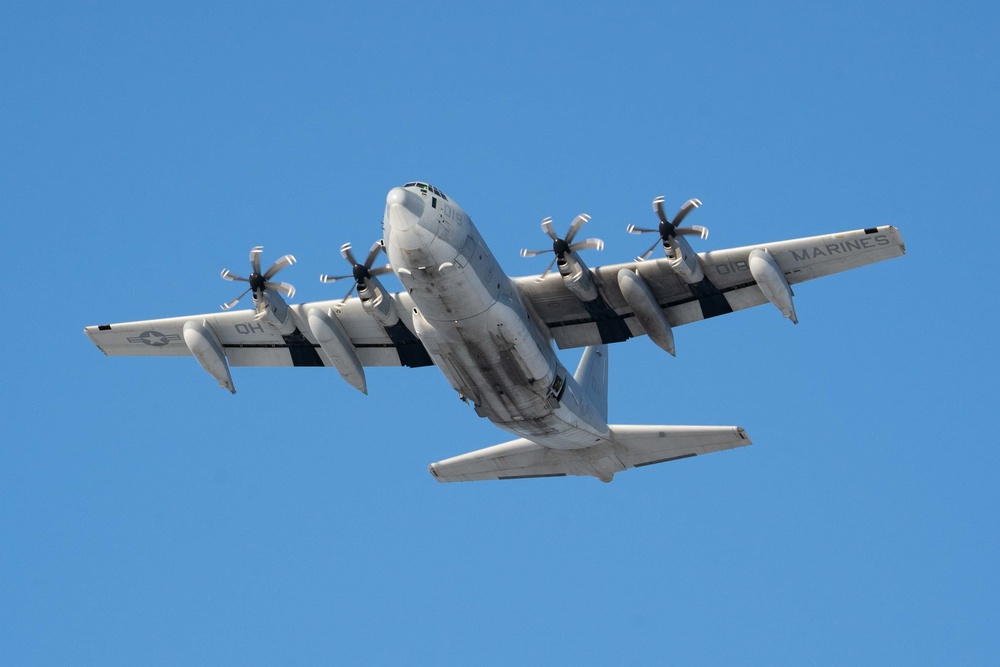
left=428, top=425, right=751, bottom=483
left=574, top=345, right=609, bottom=423
left=428, top=343, right=752, bottom=483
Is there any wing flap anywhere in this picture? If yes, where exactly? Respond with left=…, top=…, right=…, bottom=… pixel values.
left=428, top=425, right=751, bottom=483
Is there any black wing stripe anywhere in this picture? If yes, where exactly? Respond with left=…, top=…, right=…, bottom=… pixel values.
left=581, top=297, right=633, bottom=344
left=222, top=325, right=433, bottom=369
left=281, top=328, right=325, bottom=367
left=688, top=277, right=734, bottom=319
left=382, top=321, right=434, bottom=368
left=546, top=279, right=758, bottom=330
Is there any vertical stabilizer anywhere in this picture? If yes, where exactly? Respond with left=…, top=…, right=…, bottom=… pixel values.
left=574, top=345, right=609, bottom=423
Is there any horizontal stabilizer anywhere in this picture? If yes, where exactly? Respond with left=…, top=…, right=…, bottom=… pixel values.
left=428, top=425, right=751, bottom=483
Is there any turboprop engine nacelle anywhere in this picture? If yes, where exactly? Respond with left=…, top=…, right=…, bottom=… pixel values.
left=557, top=253, right=599, bottom=303
left=358, top=276, right=401, bottom=327
left=254, top=290, right=297, bottom=336
left=748, top=248, right=798, bottom=324
left=666, top=236, right=705, bottom=284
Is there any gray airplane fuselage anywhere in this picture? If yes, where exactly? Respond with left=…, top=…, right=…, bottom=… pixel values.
left=382, top=184, right=610, bottom=450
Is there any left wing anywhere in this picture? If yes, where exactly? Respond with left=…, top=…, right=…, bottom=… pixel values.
left=516, top=225, right=905, bottom=349
left=85, top=294, right=432, bottom=369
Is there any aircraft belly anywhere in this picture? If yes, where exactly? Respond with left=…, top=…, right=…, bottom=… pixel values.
left=453, top=345, right=603, bottom=447
left=436, top=322, right=553, bottom=424
left=408, top=280, right=577, bottom=436
left=419, top=302, right=610, bottom=449
left=394, top=221, right=612, bottom=450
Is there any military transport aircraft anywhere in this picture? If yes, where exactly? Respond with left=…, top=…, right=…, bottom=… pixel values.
left=86, top=183, right=905, bottom=482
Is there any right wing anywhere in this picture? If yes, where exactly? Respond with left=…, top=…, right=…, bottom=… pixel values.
left=516, top=225, right=906, bottom=349
left=428, top=425, right=752, bottom=483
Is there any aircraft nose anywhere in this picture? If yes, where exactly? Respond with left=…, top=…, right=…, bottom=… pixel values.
left=385, top=187, right=425, bottom=232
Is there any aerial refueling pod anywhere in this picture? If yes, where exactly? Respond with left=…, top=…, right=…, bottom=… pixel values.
left=306, top=308, right=367, bottom=394
left=182, top=320, right=235, bottom=393
left=748, top=248, right=798, bottom=324
left=617, top=268, right=676, bottom=356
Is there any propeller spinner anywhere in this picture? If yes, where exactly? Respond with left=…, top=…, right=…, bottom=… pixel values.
left=319, top=241, right=393, bottom=302
left=627, top=196, right=708, bottom=261
left=220, top=246, right=296, bottom=311
left=520, top=214, right=604, bottom=280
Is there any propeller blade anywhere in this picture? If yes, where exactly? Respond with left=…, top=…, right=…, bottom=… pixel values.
left=520, top=248, right=551, bottom=258
left=536, top=256, right=558, bottom=281
left=636, top=195, right=705, bottom=260
left=263, top=254, right=296, bottom=280
left=363, top=242, right=383, bottom=270
left=676, top=225, right=709, bottom=240
left=626, top=225, right=658, bottom=235
left=653, top=196, right=669, bottom=225
left=569, top=238, right=604, bottom=253
left=323, top=241, right=389, bottom=294
left=340, top=283, right=357, bottom=303
left=221, top=269, right=248, bottom=282
left=564, top=214, right=591, bottom=244
left=265, top=281, right=295, bottom=298
left=221, top=287, right=252, bottom=310
left=526, top=214, right=604, bottom=280
left=249, top=246, right=263, bottom=275
left=672, top=198, right=702, bottom=227
left=340, top=242, right=357, bottom=266
left=636, top=239, right=661, bottom=262
left=540, top=217, right=557, bottom=241
left=320, top=273, right=352, bottom=283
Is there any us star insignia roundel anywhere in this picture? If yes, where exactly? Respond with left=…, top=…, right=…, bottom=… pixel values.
left=127, top=330, right=180, bottom=346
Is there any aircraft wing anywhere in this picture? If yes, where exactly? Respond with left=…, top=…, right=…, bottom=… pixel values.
left=515, top=225, right=905, bottom=349
left=429, top=425, right=752, bottom=483
left=84, top=294, right=433, bottom=369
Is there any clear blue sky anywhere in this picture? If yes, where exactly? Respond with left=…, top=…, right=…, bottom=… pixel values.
left=3, top=1, right=998, bottom=664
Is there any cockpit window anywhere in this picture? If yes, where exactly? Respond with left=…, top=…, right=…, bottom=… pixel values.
left=402, top=182, right=448, bottom=202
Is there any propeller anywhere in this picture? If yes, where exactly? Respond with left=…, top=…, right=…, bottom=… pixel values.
left=520, top=214, right=604, bottom=280
left=220, top=246, right=296, bottom=311
left=627, top=196, right=708, bottom=261
left=319, top=241, right=393, bottom=302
